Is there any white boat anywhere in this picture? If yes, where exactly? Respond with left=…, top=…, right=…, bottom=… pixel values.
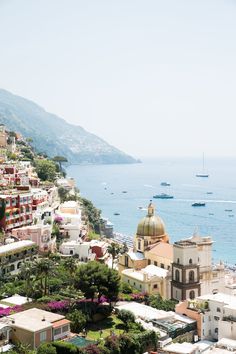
left=196, top=153, right=209, bottom=177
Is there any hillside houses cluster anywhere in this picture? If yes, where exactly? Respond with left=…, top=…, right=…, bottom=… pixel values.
left=0, top=125, right=111, bottom=280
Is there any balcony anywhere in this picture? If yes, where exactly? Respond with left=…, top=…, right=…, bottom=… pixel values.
left=223, top=316, right=236, bottom=323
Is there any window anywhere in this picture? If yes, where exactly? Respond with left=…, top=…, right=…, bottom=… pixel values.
left=175, top=269, right=180, bottom=282
left=127, top=279, right=130, bottom=283
left=154, top=261, right=157, bottom=266
left=189, top=270, right=195, bottom=282
left=161, top=263, right=164, bottom=269
left=40, top=331, right=47, bottom=342
left=62, top=325, right=69, bottom=333
left=216, top=307, right=221, bottom=312
left=54, top=328, right=61, bottom=336
left=177, top=258, right=180, bottom=264
left=214, top=316, right=220, bottom=321
left=148, top=259, right=151, bottom=265
left=140, top=285, right=142, bottom=289
left=125, top=256, right=128, bottom=267
left=209, top=329, right=211, bottom=335
left=203, top=329, right=205, bottom=335
left=189, top=259, right=192, bottom=264
left=133, top=282, right=136, bottom=286
left=189, top=290, right=195, bottom=300
left=215, top=328, right=218, bottom=334
left=153, top=284, right=158, bottom=289
left=138, top=240, right=141, bottom=250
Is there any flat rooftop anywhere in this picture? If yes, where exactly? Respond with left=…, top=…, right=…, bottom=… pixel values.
left=122, top=265, right=168, bottom=281
left=0, top=240, right=36, bottom=256
left=1, top=294, right=32, bottom=306
left=116, top=302, right=174, bottom=321
left=8, top=308, right=65, bottom=332
left=198, top=292, right=236, bottom=309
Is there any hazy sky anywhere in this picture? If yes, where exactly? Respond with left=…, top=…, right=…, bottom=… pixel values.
left=0, top=0, right=236, bottom=158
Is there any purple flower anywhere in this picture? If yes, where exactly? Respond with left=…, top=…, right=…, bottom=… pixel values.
left=0, top=305, right=22, bottom=317
left=47, top=300, right=70, bottom=311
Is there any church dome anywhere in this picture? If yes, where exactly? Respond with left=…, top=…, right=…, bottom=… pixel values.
left=136, top=202, right=166, bottom=237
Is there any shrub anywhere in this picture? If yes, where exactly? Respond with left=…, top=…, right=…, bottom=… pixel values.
left=52, top=341, right=77, bottom=354
left=120, top=282, right=133, bottom=294
left=117, top=309, right=135, bottom=324
left=67, top=310, right=87, bottom=333
left=37, top=343, right=57, bottom=354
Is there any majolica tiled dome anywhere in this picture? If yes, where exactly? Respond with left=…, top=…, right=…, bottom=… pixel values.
left=136, top=202, right=165, bottom=237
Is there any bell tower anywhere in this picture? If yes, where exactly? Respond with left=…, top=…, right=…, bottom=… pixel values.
left=171, top=240, right=200, bottom=301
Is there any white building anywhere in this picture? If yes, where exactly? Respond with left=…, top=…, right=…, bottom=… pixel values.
left=0, top=240, right=37, bottom=276
left=56, top=201, right=82, bottom=227
left=178, top=293, right=236, bottom=342
left=171, top=233, right=226, bottom=301
left=59, top=240, right=95, bottom=261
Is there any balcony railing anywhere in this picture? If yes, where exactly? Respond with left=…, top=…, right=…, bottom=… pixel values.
left=223, top=316, right=236, bottom=323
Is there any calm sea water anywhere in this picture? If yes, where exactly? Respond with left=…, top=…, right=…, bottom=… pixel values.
left=67, top=157, right=236, bottom=265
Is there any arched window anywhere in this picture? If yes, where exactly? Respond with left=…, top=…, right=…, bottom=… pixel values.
left=177, top=258, right=180, bottom=264
left=189, top=258, right=193, bottom=264
left=10, top=264, right=15, bottom=272
left=175, top=269, right=180, bottom=282
left=17, top=262, right=22, bottom=269
left=189, top=270, right=195, bottom=282
left=138, top=240, right=141, bottom=250
left=190, top=290, right=195, bottom=300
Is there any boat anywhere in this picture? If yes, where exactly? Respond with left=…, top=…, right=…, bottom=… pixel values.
left=160, top=182, right=171, bottom=186
left=192, top=202, right=206, bottom=207
left=122, top=191, right=127, bottom=193
left=225, top=209, right=233, bottom=212
left=209, top=213, right=214, bottom=215
left=153, top=193, right=174, bottom=199
left=113, top=212, right=120, bottom=216
left=206, top=192, right=213, bottom=195
left=229, top=214, right=234, bottom=217
left=196, top=153, right=209, bottom=177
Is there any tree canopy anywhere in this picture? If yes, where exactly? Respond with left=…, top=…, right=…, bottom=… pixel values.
left=74, top=261, right=120, bottom=302
left=35, top=159, right=57, bottom=182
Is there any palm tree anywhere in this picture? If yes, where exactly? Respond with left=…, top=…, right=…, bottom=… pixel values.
left=19, top=261, right=35, bottom=298
left=64, top=257, right=77, bottom=288
left=33, top=258, right=55, bottom=296
left=107, top=242, right=121, bottom=269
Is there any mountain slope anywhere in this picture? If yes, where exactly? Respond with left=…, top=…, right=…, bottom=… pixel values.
left=0, top=89, right=138, bottom=164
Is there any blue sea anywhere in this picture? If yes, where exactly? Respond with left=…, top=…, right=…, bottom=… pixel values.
left=67, top=157, right=236, bottom=265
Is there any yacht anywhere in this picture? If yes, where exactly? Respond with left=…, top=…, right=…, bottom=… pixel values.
left=192, top=202, right=206, bottom=207
left=196, top=153, right=209, bottom=177
left=153, top=193, right=174, bottom=199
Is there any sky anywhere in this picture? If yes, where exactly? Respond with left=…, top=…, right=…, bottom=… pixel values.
left=0, top=0, right=236, bottom=158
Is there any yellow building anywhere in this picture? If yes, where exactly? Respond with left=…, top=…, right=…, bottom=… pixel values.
left=121, top=264, right=170, bottom=297
left=119, top=201, right=172, bottom=275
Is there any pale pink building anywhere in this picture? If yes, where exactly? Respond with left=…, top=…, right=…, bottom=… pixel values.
left=12, top=225, right=56, bottom=253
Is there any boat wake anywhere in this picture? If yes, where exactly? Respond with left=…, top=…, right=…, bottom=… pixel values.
left=175, top=199, right=236, bottom=204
